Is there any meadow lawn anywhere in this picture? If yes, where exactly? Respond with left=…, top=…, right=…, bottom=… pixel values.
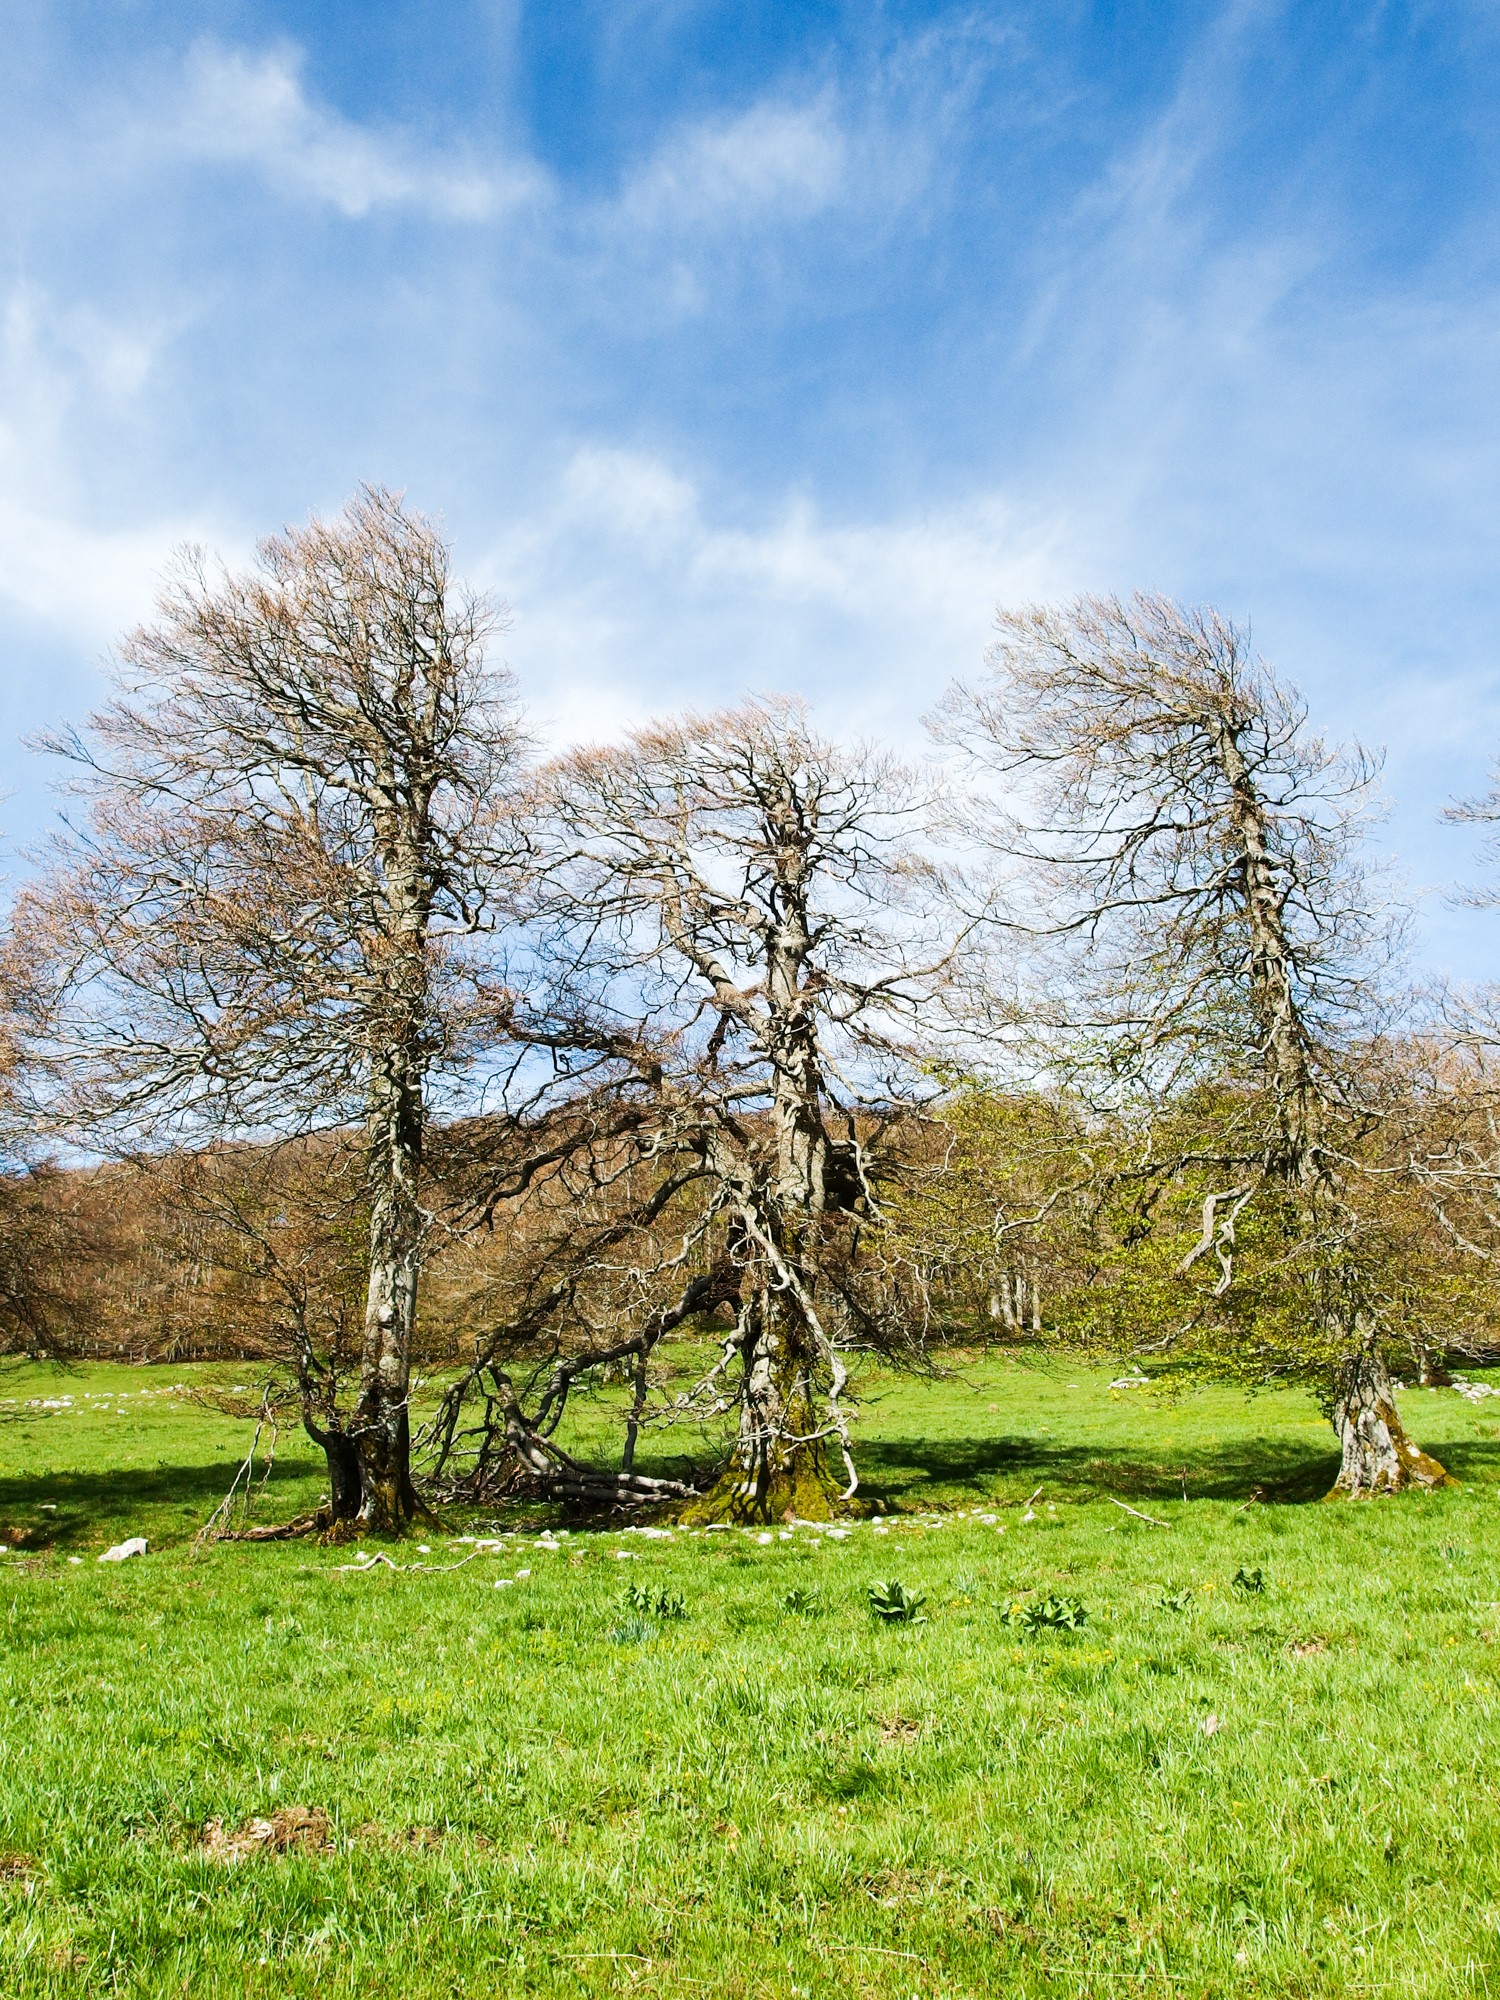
left=4, top=1355, right=1500, bottom=1997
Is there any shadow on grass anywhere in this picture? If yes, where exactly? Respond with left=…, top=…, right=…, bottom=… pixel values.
left=860, top=1430, right=1500, bottom=1507
left=859, top=1434, right=1338, bottom=1506
left=1424, top=1438, right=1500, bottom=1485
left=0, top=1457, right=321, bottom=1547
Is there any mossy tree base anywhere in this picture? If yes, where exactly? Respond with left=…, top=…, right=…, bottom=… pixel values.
left=1329, top=1352, right=1451, bottom=1498
left=680, top=1448, right=851, bottom=1526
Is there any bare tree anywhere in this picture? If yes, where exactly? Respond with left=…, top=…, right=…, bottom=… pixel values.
left=0, top=924, right=92, bottom=1360
left=440, top=698, right=960, bottom=1522
left=14, top=488, right=528, bottom=1530
left=1403, top=777, right=1500, bottom=1367
left=937, top=593, right=1449, bottom=1495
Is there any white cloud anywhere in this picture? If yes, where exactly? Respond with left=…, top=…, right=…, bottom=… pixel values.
left=0, top=287, right=206, bottom=647
left=0, top=498, right=182, bottom=648
left=619, top=99, right=847, bottom=231
left=173, top=41, right=543, bottom=221
left=484, top=446, right=1075, bottom=750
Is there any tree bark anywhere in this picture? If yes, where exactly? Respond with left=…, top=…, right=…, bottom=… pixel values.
left=683, top=1292, right=846, bottom=1524
left=302, top=1415, right=362, bottom=1522
left=348, top=1043, right=430, bottom=1532
left=1330, top=1348, right=1450, bottom=1496
left=1208, top=717, right=1450, bottom=1494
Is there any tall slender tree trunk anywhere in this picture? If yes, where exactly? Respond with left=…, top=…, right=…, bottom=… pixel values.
left=349, top=1052, right=428, bottom=1530
left=688, top=874, right=855, bottom=1522
left=1211, top=715, right=1451, bottom=1492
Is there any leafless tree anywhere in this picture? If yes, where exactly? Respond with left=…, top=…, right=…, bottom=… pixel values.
left=13, top=488, right=528, bottom=1530
left=937, top=593, right=1449, bottom=1495
left=1401, top=775, right=1500, bottom=1366
left=0, top=918, right=92, bottom=1360
left=428, top=698, right=964, bottom=1521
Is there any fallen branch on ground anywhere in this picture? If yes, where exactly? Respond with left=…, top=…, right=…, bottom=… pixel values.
left=1109, top=1498, right=1171, bottom=1528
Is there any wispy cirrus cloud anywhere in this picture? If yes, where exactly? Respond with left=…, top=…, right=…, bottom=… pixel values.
left=170, top=40, right=545, bottom=221
left=2, top=3, right=1499, bottom=970
left=618, top=98, right=847, bottom=232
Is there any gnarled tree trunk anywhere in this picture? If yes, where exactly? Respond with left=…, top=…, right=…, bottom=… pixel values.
left=1331, top=1348, right=1450, bottom=1497
left=683, top=1289, right=846, bottom=1524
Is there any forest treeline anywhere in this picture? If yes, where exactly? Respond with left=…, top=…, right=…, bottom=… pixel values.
left=3, top=488, right=1500, bottom=1534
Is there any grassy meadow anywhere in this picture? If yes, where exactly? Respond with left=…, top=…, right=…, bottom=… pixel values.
left=4, top=1355, right=1500, bottom=1997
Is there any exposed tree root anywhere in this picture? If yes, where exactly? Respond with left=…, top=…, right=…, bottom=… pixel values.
left=217, top=1510, right=331, bottom=1542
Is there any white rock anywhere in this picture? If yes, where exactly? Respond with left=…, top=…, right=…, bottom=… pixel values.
left=99, top=1537, right=147, bottom=1563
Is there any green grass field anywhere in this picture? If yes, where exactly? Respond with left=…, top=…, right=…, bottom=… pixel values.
left=5, top=1355, right=1500, bottom=1997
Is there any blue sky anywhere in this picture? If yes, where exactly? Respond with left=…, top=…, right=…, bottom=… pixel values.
left=3, top=1, right=1500, bottom=972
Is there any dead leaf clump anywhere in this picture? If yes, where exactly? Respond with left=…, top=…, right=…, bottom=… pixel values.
left=202, top=1806, right=332, bottom=1861
left=878, top=1714, right=923, bottom=1743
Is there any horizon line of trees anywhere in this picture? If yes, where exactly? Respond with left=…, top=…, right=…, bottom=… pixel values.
left=4, top=487, right=1500, bottom=1533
